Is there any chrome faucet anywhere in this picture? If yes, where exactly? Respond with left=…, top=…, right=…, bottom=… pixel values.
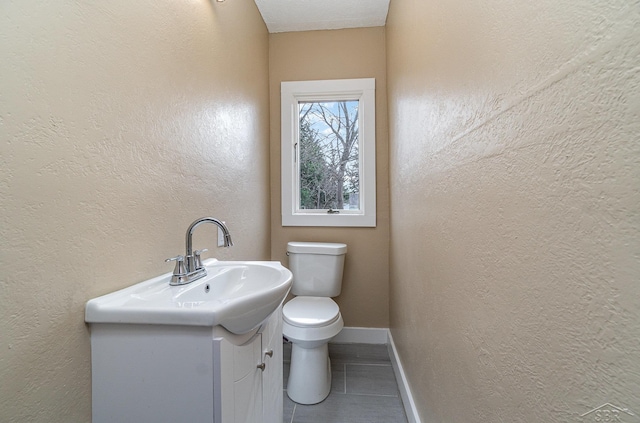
left=165, top=217, right=233, bottom=286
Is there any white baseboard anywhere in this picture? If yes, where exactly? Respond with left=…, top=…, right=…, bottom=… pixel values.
left=388, top=331, right=422, bottom=423
left=330, top=327, right=422, bottom=423
left=330, top=326, right=389, bottom=344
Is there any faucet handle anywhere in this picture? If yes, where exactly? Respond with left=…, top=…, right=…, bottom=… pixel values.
left=165, top=255, right=187, bottom=276
left=193, top=249, right=208, bottom=270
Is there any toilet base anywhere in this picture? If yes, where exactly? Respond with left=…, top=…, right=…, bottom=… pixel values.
left=286, top=342, right=332, bottom=405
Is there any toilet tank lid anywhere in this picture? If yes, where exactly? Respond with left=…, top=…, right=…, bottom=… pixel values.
left=287, top=242, right=347, bottom=255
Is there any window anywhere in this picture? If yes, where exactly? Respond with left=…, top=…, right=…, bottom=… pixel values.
left=281, top=78, right=376, bottom=227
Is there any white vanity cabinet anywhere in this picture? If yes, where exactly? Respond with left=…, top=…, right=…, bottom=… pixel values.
left=90, top=305, right=284, bottom=423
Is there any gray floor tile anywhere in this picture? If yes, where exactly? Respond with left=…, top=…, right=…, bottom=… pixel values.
left=290, top=393, right=407, bottom=423
left=346, top=364, right=399, bottom=396
left=331, top=362, right=346, bottom=394
left=283, top=342, right=408, bottom=423
left=329, top=343, right=391, bottom=364
left=283, top=359, right=290, bottom=389
left=283, top=340, right=291, bottom=362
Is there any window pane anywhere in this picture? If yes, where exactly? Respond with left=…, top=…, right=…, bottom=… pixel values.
left=298, top=100, right=360, bottom=211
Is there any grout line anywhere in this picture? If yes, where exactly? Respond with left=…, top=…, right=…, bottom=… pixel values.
left=343, top=363, right=347, bottom=394
left=288, top=403, right=296, bottom=423
left=344, top=392, right=400, bottom=398
left=341, top=362, right=392, bottom=367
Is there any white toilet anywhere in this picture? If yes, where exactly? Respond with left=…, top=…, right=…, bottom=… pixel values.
left=283, top=241, right=347, bottom=405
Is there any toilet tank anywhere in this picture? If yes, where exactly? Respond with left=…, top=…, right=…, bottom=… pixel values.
left=287, top=242, right=347, bottom=297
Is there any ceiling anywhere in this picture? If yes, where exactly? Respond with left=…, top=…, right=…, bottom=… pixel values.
left=253, top=0, right=390, bottom=33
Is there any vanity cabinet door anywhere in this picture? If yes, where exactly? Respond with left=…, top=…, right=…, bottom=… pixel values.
left=213, top=306, right=283, bottom=423
left=214, top=331, right=263, bottom=423
left=232, top=333, right=262, bottom=423
left=261, top=305, right=283, bottom=423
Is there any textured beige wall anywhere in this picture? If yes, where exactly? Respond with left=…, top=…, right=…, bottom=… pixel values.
left=269, top=28, right=390, bottom=328
left=386, top=0, right=640, bottom=422
left=0, top=1, right=269, bottom=421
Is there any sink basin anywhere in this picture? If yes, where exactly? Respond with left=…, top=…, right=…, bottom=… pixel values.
left=85, top=259, right=292, bottom=334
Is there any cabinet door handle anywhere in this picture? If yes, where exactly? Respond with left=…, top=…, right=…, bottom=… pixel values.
left=257, top=363, right=266, bottom=371
left=264, top=349, right=273, bottom=358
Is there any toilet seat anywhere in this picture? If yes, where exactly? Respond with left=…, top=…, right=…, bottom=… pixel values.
left=283, top=297, right=340, bottom=328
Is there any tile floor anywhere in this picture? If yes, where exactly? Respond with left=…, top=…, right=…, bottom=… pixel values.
left=283, top=342, right=409, bottom=423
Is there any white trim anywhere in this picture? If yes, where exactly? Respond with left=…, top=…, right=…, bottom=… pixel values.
left=330, top=326, right=388, bottom=344
left=388, top=331, right=422, bottom=423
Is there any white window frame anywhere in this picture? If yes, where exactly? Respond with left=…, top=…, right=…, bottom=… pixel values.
left=281, top=78, right=376, bottom=227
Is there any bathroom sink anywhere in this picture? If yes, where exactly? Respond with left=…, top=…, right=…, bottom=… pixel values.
left=85, top=259, right=292, bottom=334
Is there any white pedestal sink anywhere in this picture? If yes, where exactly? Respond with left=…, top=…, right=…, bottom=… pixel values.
left=86, top=259, right=292, bottom=333
left=85, top=259, right=292, bottom=423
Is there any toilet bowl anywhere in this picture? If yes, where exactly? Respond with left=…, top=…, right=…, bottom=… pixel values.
left=283, top=297, right=344, bottom=404
left=283, top=242, right=347, bottom=405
